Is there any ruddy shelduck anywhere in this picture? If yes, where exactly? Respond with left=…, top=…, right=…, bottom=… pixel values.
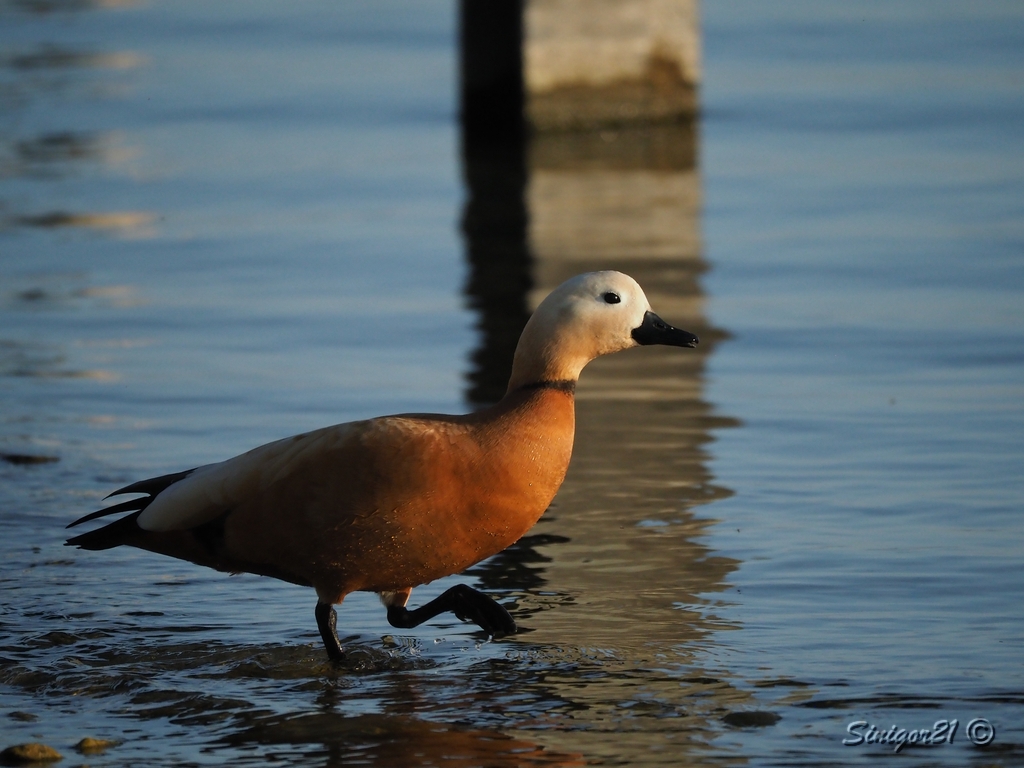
left=67, top=271, right=698, bottom=660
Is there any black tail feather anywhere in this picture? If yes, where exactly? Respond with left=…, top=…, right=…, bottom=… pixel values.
left=66, top=467, right=196, bottom=535
left=66, top=510, right=144, bottom=550
left=66, top=496, right=149, bottom=529
left=104, top=468, right=196, bottom=500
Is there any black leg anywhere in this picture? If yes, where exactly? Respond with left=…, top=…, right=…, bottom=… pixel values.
left=315, top=601, right=345, bottom=661
left=386, top=584, right=516, bottom=637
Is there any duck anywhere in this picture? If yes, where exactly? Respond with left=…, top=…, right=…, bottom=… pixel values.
left=66, top=271, right=698, bottom=660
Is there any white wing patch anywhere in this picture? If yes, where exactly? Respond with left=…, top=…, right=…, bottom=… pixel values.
left=136, top=422, right=359, bottom=532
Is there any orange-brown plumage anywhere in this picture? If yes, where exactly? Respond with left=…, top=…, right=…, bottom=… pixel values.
left=229, top=385, right=574, bottom=601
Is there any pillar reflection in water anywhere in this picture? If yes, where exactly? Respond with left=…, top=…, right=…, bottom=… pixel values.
left=521, top=121, right=739, bottom=645
left=460, top=2, right=748, bottom=753
left=462, top=117, right=738, bottom=642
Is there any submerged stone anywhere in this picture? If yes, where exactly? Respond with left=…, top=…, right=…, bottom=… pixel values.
left=75, top=738, right=118, bottom=754
left=722, top=711, right=782, bottom=728
left=0, top=743, right=63, bottom=764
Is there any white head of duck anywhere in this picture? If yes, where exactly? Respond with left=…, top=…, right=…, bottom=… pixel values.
left=507, top=270, right=698, bottom=392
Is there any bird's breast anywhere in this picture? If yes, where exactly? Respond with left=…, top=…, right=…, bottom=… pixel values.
left=329, top=388, right=575, bottom=593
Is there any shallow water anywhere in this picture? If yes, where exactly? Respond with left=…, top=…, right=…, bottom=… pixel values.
left=2, top=1, right=1023, bottom=765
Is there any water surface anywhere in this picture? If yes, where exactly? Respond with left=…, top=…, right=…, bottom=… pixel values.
left=2, top=1, right=1023, bottom=765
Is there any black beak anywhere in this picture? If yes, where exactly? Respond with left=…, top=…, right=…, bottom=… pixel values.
left=631, top=311, right=699, bottom=348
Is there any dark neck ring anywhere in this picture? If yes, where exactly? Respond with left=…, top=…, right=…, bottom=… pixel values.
left=516, top=379, right=576, bottom=395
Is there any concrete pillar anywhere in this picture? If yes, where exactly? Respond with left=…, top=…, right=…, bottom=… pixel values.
left=525, top=0, right=700, bottom=130
left=459, top=0, right=524, bottom=136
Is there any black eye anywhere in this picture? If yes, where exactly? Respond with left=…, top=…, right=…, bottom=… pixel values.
left=602, top=292, right=621, bottom=304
